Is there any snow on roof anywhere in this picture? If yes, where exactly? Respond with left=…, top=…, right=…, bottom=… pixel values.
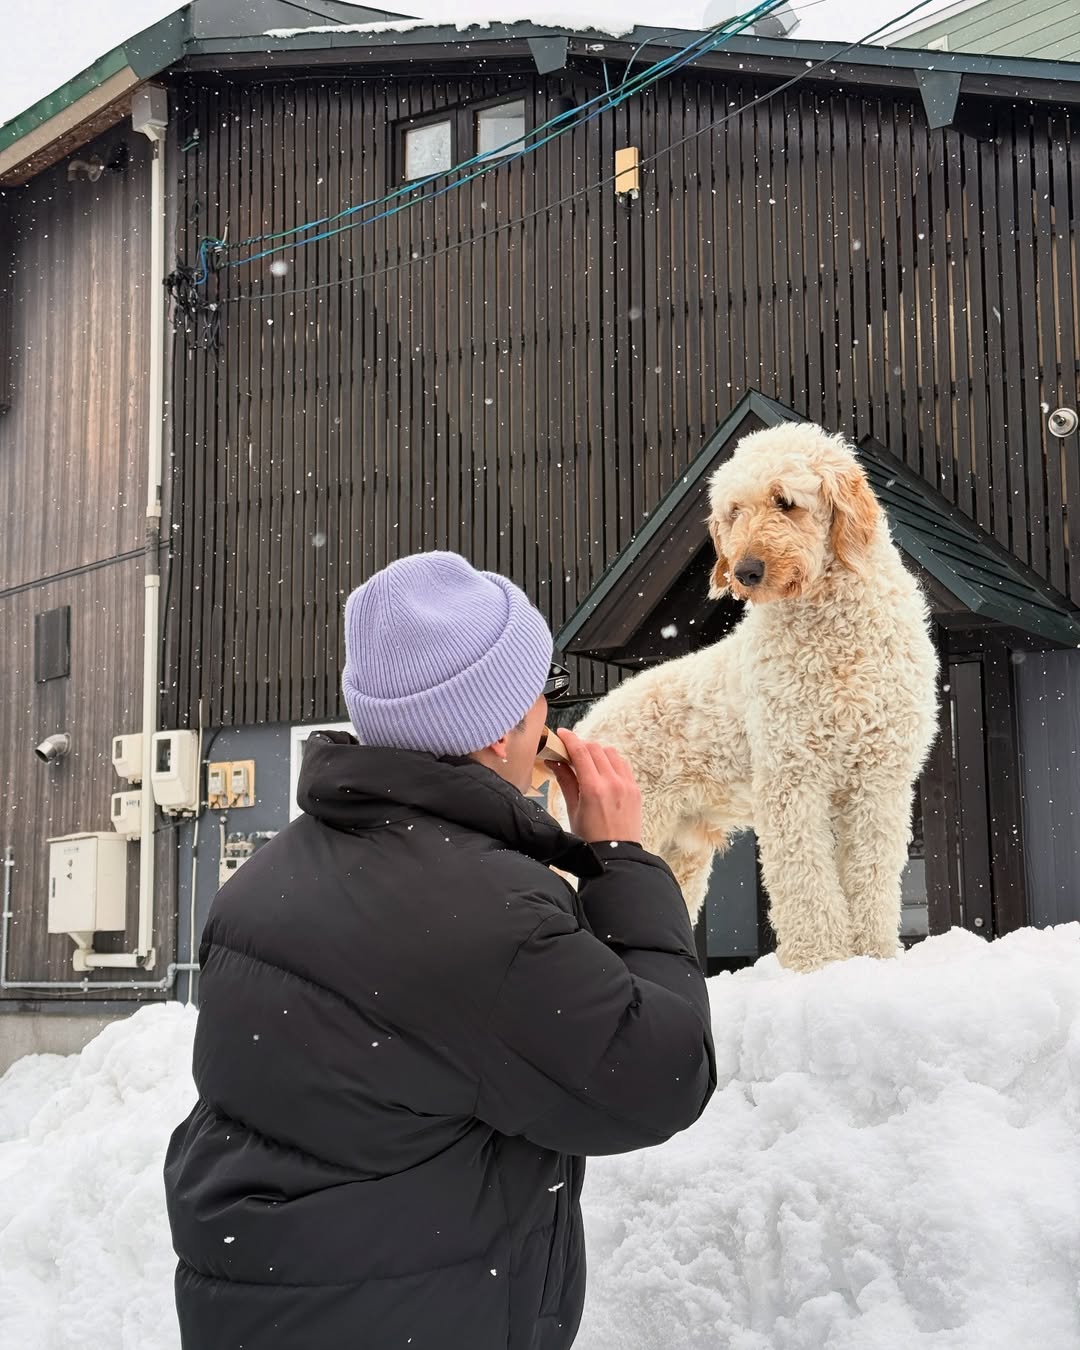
left=266, top=7, right=655, bottom=39
left=2, top=924, right=1078, bottom=1347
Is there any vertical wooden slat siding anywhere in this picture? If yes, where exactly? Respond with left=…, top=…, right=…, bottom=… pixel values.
left=912, top=122, right=935, bottom=486
left=755, top=102, right=777, bottom=427
left=945, top=128, right=973, bottom=519
left=801, top=95, right=823, bottom=429
left=0, top=128, right=177, bottom=995
left=1014, top=123, right=1045, bottom=571
left=620, top=93, right=640, bottom=547
left=996, top=128, right=1028, bottom=566
left=223, top=88, right=243, bottom=728
left=928, top=131, right=953, bottom=501
left=962, top=130, right=993, bottom=537
left=817, top=99, right=839, bottom=435
left=1054, top=121, right=1080, bottom=590
left=980, top=139, right=1011, bottom=553
left=1033, top=121, right=1066, bottom=598
left=164, top=73, right=1080, bottom=725
left=894, top=105, right=920, bottom=477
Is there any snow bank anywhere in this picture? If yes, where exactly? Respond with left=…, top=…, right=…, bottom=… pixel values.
left=0, top=1004, right=198, bottom=1350
left=577, top=925, right=1080, bottom=1350
left=1, top=926, right=1078, bottom=1350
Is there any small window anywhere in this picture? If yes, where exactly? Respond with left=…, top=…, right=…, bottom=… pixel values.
left=34, top=606, right=70, bottom=682
left=404, top=119, right=452, bottom=181
left=476, top=99, right=526, bottom=160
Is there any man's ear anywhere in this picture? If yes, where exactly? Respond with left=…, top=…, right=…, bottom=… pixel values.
left=824, top=462, right=880, bottom=571
left=707, top=521, right=730, bottom=599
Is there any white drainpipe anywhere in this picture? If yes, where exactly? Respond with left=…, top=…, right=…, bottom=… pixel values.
left=78, top=87, right=169, bottom=973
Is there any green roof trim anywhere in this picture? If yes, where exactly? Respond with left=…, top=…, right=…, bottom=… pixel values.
left=556, top=390, right=1080, bottom=655
left=556, top=391, right=792, bottom=652
left=0, top=8, right=188, bottom=156
left=7, top=1, right=1080, bottom=164
left=858, top=441, right=1080, bottom=648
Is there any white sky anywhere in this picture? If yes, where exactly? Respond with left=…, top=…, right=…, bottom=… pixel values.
left=0, top=0, right=955, bottom=129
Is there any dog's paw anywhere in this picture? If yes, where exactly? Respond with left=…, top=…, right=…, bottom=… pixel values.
left=849, top=936, right=902, bottom=960
left=775, top=944, right=848, bottom=974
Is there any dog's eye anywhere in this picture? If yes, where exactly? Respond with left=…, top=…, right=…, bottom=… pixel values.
left=775, top=495, right=794, bottom=512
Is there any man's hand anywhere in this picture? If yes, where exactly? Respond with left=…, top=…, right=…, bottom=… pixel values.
left=550, top=728, right=643, bottom=845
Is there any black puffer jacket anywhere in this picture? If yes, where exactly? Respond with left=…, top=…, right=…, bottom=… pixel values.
left=164, top=732, right=716, bottom=1350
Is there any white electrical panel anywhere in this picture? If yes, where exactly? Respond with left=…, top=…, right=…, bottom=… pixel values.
left=150, top=730, right=200, bottom=812
left=110, top=790, right=142, bottom=839
left=112, top=733, right=144, bottom=783
left=47, top=833, right=128, bottom=942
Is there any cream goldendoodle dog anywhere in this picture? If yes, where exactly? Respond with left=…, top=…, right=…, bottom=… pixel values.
left=565, top=422, right=939, bottom=972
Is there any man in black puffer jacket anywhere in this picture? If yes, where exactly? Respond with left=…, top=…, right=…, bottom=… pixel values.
left=164, top=551, right=716, bottom=1350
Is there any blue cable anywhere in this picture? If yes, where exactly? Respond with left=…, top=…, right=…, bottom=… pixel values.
left=221, top=1, right=784, bottom=270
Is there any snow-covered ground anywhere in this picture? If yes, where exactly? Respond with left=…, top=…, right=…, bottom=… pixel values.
left=1, top=925, right=1078, bottom=1350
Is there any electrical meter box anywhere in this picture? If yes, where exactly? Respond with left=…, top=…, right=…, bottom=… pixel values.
left=150, top=730, right=200, bottom=812
left=110, top=790, right=142, bottom=839
left=47, top=833, right=128, bottom=937
left=112, top=733, right=144, bottom=783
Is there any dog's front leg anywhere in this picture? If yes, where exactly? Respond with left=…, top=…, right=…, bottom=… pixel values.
left=755, top=777, right=851, bottom=972
left=836, top=779, right=915, bottom=960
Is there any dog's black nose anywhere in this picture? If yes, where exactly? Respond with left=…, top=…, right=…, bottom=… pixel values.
left=734, top=558, right=765, bottom=587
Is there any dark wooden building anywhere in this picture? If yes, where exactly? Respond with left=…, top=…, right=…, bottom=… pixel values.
left=1, top=0, right=1079, bottom=1015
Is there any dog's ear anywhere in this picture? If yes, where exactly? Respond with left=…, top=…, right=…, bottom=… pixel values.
left=825, top=463, right=880, bottom=570
left=707, top=521, right=730, bottom=599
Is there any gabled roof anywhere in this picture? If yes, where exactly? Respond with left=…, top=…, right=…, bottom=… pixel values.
left=556, top=391, right=1080, bottom=663
left=5, top=0, right=1080, bottom=186
left=0, top=1, right=405, bottom=184
left=859, top=443, right=1080, bottom=647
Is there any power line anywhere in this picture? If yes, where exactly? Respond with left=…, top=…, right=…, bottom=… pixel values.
left=223, top=0, right=788, bottom=268
left=220, top=0, right=942, bottom=308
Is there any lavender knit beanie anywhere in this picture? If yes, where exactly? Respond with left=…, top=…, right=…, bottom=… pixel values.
left=341, top=552, right=553, bottom=756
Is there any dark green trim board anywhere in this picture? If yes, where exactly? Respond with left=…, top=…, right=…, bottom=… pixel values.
left=859, top=443, right=1080, bottom=648
left=555, top=392, right=801, bottom=658
left=556, top=391, right=1080, bottom=659
left=0, top=10, right=188, bottom=152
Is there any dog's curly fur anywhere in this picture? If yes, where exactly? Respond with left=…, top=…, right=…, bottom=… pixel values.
left=563, top=423, right=939, bottom=973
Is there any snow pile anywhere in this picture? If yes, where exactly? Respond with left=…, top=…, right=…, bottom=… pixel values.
left=0, top=1004, right=198, bottom=1350
left=1, top=926, right=1079, bottom=1350
left=577, top=925, right=1080, bottom=1350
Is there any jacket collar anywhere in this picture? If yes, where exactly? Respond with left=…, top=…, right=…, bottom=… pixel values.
left=296, top=731, right=604, bottom=880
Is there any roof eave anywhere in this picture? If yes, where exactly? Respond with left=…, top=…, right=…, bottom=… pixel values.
left=180, top=24, right=1080, bottom=107
left=0, top=8, right=189, bottom=185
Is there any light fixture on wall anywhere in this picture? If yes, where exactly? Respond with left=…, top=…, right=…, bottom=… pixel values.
left=67, top=156, right=104, bottom=182
left=1047, top=407, right=1078, bottom=439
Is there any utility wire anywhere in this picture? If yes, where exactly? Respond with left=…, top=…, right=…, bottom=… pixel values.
left=220, top=0, right=942, bottom=308
left=221, top=0, right=787, bottom=268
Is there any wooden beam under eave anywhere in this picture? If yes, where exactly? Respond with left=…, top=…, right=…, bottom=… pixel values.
left=0, top=68, right=143, bottom=186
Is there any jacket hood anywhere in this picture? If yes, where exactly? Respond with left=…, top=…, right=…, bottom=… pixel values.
left=296, top=730, right=604, bottom=880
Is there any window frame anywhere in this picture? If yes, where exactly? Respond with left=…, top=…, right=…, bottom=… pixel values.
left=395, top=92, right=530, bottom=185
left=398, top=109, right=456, bottom=184
left=472, top=95, right=528, bottom=163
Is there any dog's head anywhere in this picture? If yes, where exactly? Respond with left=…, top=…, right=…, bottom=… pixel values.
left=706, top=423, right=881, bottom=604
